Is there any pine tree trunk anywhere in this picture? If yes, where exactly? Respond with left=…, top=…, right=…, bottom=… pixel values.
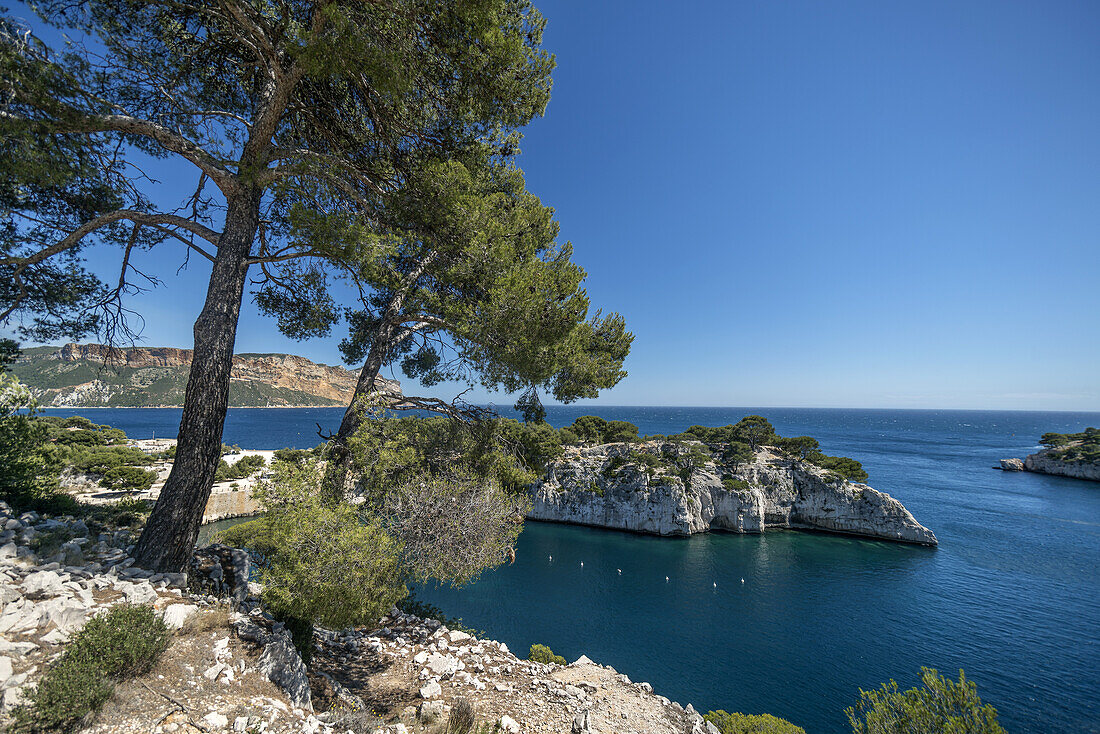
left=132, top=190, right=261, bottom=573
left=336, top=328, right=394, bottom=440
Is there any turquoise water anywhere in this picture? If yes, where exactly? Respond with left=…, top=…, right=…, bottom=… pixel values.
left=43, top=406, right=1100, bottom=733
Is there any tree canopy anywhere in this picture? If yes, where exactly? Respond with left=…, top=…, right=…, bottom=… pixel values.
left=0, top=0, right=626, bottom=572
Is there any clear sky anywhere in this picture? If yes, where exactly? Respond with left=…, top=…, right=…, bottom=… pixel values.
left=9, top=0, right=1100, bottom=410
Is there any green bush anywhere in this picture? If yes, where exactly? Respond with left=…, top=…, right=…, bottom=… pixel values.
left=845, top=668, right=1005, bottom=734
left=604, top=420, right=640, bottom=443
left=214, top=453, right=267, bottom=481
left=808, top=454, right=868, bottom=483
left=722, top=478, right=751, bottom=491
left=705, top=711, right=805, bottom=734
left=11, top=605, right=169, bottom=733
left=217, top=458, right=407, bottom=655
left=528, top=643, right=566, bottom=666
left=99, top=466, right=157, bottom=493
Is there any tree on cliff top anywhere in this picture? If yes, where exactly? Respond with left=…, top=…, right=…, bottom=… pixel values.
left=1, top=0, right=557, bottom=572
left=329, top=156, right=632, bottom=440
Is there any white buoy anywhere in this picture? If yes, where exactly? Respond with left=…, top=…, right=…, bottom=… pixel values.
left=665, top=576, right=669, bottom=582
left=741, top=577, right=745, bottom=584
left=549, top=555, right=552, bottom=562
left=580, top=562, right=584, bottom=567
left=713, top=582, right=717, bottom=588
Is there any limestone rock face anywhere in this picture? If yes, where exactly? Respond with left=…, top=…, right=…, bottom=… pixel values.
left=528, top=442, right=937, bottom=546
left=13, top=342, right=401, bottom=407
left=1000, top=458, right=1025, bottom=471
left=1023, top=450, right=1100, bottom=482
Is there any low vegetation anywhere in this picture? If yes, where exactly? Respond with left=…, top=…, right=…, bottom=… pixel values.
left=528, top=644, right=567, bottom=666
left=1039, top=427, right=1100, bottom=464
left=845, top=667, right=1005, bottom=734
left=213, top=453, right=267, bottom=482
left=704, top=710, right=805, bottom=734
left=10, top=605, right=170, bottom=733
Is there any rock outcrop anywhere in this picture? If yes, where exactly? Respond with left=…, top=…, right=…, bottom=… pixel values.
left=13, top=343, right=401, bottom=408
left=528, top=442, right=937, bottom=546
left=1022, top=449, right=1100, bottom=482
left=1, top=499, right=720, bottom=733
left=999, top=458, right=1025, bottom=471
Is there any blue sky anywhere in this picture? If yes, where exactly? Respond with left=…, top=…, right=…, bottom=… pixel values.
left=8, top=0, right=1100, bottom=410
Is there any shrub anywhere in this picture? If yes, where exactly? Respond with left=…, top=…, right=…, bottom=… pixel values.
left=722, top=478, right=751, bottom=491
left=217, top=458, right=407, bottom=660
left=446, top=697, right=476, bottom=734
left=705, top=711, right=805, bottom=734
left=569, top=415, right=608, bottom=443
left=603, top=420, right=640, bottom=443
left=845, top=668, right=1005, bottom=734
left=214, top=453, right=267, bottom=481
left=99, top=466, right=157, bottom=493
left=808, top=454, right=868, bottom=483
left=0, top=376, right=61, bottom=512
left=528, top=643, right=566, bottom=666
left=11, top=605, right=169, bottom=733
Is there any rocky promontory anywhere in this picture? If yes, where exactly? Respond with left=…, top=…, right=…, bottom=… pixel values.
left=1000, top=428, right=1100, bottom=483
left=528, top=441, right=937, bottom=545
left=1021, top=450, right=1100, bottom=482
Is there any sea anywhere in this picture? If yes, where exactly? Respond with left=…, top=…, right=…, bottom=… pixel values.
left=39, top=405, right=1100, bottom=734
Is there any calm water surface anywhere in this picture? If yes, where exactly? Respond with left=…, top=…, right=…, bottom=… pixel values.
left=43, top=406, right=1100, bottom=733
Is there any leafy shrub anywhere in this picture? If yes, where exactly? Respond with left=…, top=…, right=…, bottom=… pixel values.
left=214, top=453, right=266, bottom=481
left=705, top=710, right=805, bottom=734
left=845, top=668, right=1005, bottom=734
left=528, top=643, right=566, bottom=665
left=558, top=427, right=579, bottom=445
left=570, top=415, right=608, bottom=443
left=273, top=447, right=315, bottom=465
left=0, top=376, right=61, bottom=512
left=808, top=454, right=868, bottom=483
left=11, top=605, right=169, bottom=733
left=722, top=478, right=751, bottom=491
left=99, top=466, right=157, bottom=493
left=604, top=420, right=640, bottom=443
left=217, top=458, right=407, bottom=655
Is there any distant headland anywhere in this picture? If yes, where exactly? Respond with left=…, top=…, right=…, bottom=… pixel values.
left=10, top=343, right=399, bottom=408
left=999, top=428, right=1100, bottom=482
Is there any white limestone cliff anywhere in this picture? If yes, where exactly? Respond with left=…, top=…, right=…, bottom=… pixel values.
left=527, top=442, right=937, bottom=546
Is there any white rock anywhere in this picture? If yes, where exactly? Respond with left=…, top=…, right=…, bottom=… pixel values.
left=22, top=570, right=64, bottom=595
left=419, top=680, right=442, bottom=699
left=233, top=716, right=249, bottom=732
left=412, top=650, right=428, bottom=665
left=161, top=603, right=199, bottom=631
left=447, top=630, right=472, bottom=644
left=425, top=652, right=459, bottom=677
left=0, top=656, right=11, bottom=685
left=123, top=581, right=158, bottom=605
left=0, top=543, right=16, bottom=560
left=572, top=655, right=595, bottom=666
left=499, top=715, right=521, bottom=733
left=203, top=711, right=229, bottom=729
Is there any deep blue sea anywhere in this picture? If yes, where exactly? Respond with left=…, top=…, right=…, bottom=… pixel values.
left=41, top=405, right=1100, bottom=734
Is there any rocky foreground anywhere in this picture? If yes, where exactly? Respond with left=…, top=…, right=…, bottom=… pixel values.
left=1, top=504, right=720, bottom=734
left=529, top=441, right=937, bottom=545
